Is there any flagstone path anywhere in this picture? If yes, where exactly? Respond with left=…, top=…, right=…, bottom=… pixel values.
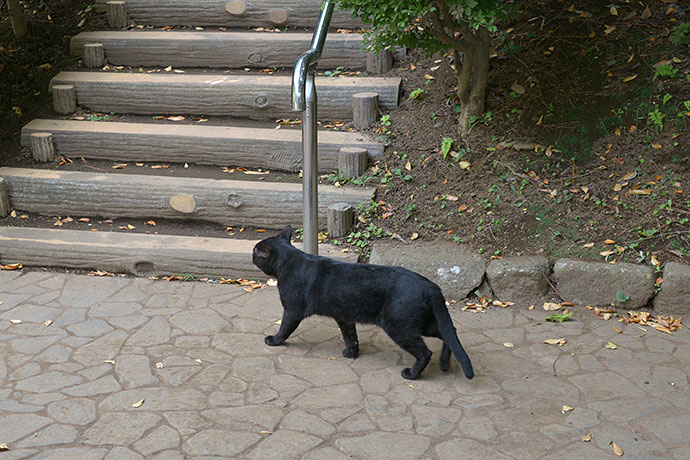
left=1, top=269, right=688, bottom=459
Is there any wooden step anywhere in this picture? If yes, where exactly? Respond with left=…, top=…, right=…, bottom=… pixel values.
left=71, top=31, right=367, bottom=69
left=21, top=119, right=384, bottom=173
left=0, top=167, right=374, bottom=228
left=93, top=0, right=361, bottom=28
left=49, top=71, right=401, bottom=120
left=0, top=227, right=357, bottom=278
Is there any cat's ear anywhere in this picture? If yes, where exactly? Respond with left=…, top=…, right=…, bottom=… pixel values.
left=279, top=225, right=292, bottom=241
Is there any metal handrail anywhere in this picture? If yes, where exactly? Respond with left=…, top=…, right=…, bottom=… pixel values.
left=291, top=0, right=334, bottom=255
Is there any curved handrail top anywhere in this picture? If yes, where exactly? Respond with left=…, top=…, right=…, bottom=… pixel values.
left=291, top=1, right=335, bottom=112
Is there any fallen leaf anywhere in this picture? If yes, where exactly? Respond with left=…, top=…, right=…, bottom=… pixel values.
left=0, top=263, right=23, bottom=270
left=610, top=6, right=618, bottom=15
left=167, top=116, right=185, bottom=122
left=543, top=302, right=562, bottom=311
left=612, top=442, right=623, bottom=456
left=150, top=164, right=170, bottom=169
left=0, top=443, right=8, bottom=451
left=650, top=143, right=662, bottom=150
left=605, top=239, right=615, bottom=245
left=605, top=341, right=618, bottom=350
left=458, top=160, right=471, bottom=170
left=582, top=242, right=595, bottom=248
left=146, top=220, right=156, bottom=226
left=544, top=338, right=567, bottom=346
left=623, top=74, right=637, bottom=82
left=156, top=362, right=163, bottom=369
left=582, top=434, right=592, bottom=442
left=561, top=405, right=574, bottom=413
left=411, top=233, right=419, bottom=241
left=104, top=360, right=115, bottom=364
left=641, top=5, right=651, bottom=19
left=112, top=163, right=128, bottom=169
left=43, top=320, right=52, bottom=327
left=546, top=312, right=573, bottom=323
left=132, top=399, right=145, bottom=408
left=267, top=279, right=278, bottom=287
left=503, top=342, right=515, bottom=348
left=9, top=319, right=23, bottom=324
left=511, top=82, right=525, bottom=94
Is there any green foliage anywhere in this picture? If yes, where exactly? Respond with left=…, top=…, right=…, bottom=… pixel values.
left=333, top=0, right=509, bottom=54
left=408, top=88, right=425, bottom=101
left=441, top=137, right=454, bottom=159
left=669, top=22, right=690, bottom=45
left=616, top=290, right=630, bottom=303
left=653, top=64, right=678, bottom=80
left=545, top=311, right=572, bottom=322
left=324, top=66, right=345, bottom=77
left=648, top=106, right=664, bottom=131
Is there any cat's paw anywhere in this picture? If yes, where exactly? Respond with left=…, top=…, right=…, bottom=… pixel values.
left=342, top=344, right=359, bottom=359
left=401, top=367, right=420, bottom=380
left=264, top=335, right=281, bottom=346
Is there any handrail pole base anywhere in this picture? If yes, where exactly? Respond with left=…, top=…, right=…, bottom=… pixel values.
left=302, top=71, right=319, bottom=255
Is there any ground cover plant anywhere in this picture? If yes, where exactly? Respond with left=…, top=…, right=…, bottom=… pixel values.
left=327, top=0, right=689, bottom=271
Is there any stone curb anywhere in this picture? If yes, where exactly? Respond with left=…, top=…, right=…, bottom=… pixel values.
left=369, top=242, right=688, bottom=315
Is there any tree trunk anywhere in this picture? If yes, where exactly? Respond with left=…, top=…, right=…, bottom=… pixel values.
left=455, top=25, right=490, bottom=137
left=8, top=0, right=28, bottom=39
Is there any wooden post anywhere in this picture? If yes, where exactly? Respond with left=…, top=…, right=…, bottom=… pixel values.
left=268, top=8, right=288, bottom=26
left=106, top=1, right=127, bottom=29
left=367, top=49, right=393, bottom=74
left=328, top=202, right=354, bottom=237
left=84, top=43, right=106, bottom=69
left=52, top=85, right=77, bottom=114
left=352, top=92, right=378, bottom=130
left=0, top=178, right=10, bottom=218
left=338, top=147, right=368, bottom=178
left=30, top=133, right=56, bottom=162
left=225, top=1, right=246, bottom=15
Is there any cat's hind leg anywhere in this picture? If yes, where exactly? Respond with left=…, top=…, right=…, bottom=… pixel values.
left=439, top=343, right=452, bottom=372
left=386, top=330, right=432, bottom=380
left=265, top=310, right=303, bottom=346
left=336, top=320, right=359, bottom=358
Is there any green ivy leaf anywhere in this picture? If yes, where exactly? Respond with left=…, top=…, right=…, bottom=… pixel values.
left=616, top=290, right=630, bottom=303
left=545, top=311, right=573, bottom=322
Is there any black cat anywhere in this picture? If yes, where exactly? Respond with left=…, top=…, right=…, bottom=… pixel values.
left=252, top=225, right=474, bottom=380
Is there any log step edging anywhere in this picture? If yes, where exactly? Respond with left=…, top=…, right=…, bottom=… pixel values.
left=93, top=0, right=362, bottom=28
left=20, top=119, right=384, bottom=172
left=49, top=71, right=402, bottom=120
left=70, top=31, right=367, bottom=69
left=0, top=227, right=358, bottom=279
left=0, top=167, right=374, bottom=228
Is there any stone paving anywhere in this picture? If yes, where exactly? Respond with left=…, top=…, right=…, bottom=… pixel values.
left=1, top=269, right=689, bottom=460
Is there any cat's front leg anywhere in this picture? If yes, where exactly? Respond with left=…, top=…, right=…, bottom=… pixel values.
left=265, top=310, right=303, bottom=346
left=336, top=320, right=359, bottom=358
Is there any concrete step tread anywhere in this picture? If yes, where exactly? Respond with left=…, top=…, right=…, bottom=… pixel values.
left=70, top=30, right=367, bottom=69
left=0, top=167, right=374, bottom=228
left=49, top=71, right=401, bottom=119
left=21, top=119, right=384, bottom=172
left=93, top=0, right=361, bottom=28
left=0, top=226, right=357, bottom=278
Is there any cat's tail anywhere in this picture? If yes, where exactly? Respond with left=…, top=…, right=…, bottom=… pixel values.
left=431, top=291, right=474, bottom=379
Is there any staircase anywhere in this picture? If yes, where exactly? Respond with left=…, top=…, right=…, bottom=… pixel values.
left=0, top=0, right=401, bottom=279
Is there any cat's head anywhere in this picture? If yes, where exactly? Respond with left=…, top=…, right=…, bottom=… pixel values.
left=252, top=225, right=292, bottom=277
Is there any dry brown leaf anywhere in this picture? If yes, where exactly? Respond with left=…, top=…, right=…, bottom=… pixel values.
left=511, top=82, right=525, bottom=94
left=146, top=220, right=156, bottom=226
left=613, top=442, right=623, bottom=456
left=561, top=405, right=574, bottom=413
left=544, top=338, right=567, bottom=346
left=582, top=434, right=592, bottom=442
left=503, top=342, right=515, bottom=348
left=132, top=399, right=145, bottom=408
left=0, top=443, right=8, bottom=451
left=605, top=342, right=618, bottom=350
left=0, top=263, right=23, bottom=270
left=112, top=163, right=128, bottom=169
left=543, top=302, right=562, bottom=311
left=411, top=232, right=419, bottom=241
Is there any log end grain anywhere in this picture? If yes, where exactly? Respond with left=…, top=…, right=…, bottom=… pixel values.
left=169, top=194, right=197, bottom=213
left=338, top=147, right=369, bottom=179
left=0, top=178, right=9, bottom=218
left=30, top=132, right=56, bottom=163
left=328, top=202, right=354, bottom=238
left=225, top=1, right=246, bottom=15
left=352, top=92, right=379, bottom=131
left=52, top=85, right=77, bottom=115
left=84, top=43, right=106, bottom=69
left=269, top=8, right=288, bottom=26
